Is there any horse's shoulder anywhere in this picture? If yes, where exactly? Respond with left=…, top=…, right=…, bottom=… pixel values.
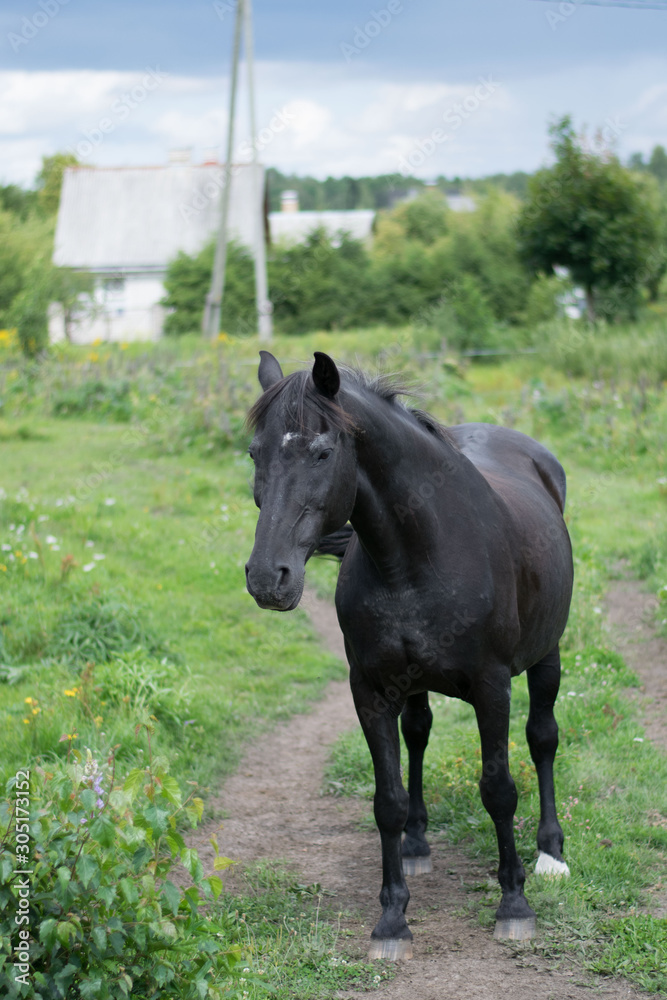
left=449, top=423, right=567, bottom=513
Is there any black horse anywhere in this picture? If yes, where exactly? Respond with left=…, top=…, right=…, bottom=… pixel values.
left=245, top=351, right=573, bottom=959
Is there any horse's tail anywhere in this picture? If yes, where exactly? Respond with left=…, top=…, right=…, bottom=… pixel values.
left=315, top=523, right=354, bottom=560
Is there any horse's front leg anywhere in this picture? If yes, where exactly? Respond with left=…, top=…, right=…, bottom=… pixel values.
left=351, top=672, right=413, bottom=960
left=400, top=691, right=433, bottom=874
left=473, top=666, right=536, bottom=941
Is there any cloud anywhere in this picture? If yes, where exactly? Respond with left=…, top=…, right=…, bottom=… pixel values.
left=2, top=54, right=667, bottom=187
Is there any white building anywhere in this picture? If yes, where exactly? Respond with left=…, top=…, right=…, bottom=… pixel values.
left=49, top=158, right=264, bottom=344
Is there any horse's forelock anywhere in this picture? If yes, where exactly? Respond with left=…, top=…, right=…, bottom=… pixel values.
left=246, top=369, right=355, bottom=434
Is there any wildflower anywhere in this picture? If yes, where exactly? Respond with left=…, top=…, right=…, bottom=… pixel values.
left=23, top=718, right=30, bottom=725
left=82, top=562, right=96, bottom=572
left=103, top=498, right=116, bottom=506
left=0, top=564, right=6, bottom=572
left=64, top=688, right=79, bottom=697
left=93, top=553, right=105, bottom=561
left=24, top=697, right=35, bottom=705
left=45, top=535, right=57, bottom=545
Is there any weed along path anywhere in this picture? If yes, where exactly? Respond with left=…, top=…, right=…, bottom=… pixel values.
left=200, top=590, right=653, bottom=1000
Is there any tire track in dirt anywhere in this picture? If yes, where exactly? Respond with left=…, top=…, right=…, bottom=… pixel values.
left=196, top=588, right=656, bottom=999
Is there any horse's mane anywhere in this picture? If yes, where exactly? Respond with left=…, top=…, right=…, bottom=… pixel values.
left=247, top=364, right=455, bottom=445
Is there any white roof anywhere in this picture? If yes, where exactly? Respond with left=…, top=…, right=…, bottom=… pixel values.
left=53, top=163, right=263, bottom=271
left=269, top=209, right=375, bottom=245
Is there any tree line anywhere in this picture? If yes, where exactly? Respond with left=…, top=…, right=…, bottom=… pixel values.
left=2, top=118, right=666, bottom=355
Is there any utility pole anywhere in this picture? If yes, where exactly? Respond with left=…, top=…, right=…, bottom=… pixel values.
left=203, top=0, right=272, bottom=340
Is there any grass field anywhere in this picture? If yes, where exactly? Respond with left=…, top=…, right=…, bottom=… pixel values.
left=1, top=323, right=666, bottom=996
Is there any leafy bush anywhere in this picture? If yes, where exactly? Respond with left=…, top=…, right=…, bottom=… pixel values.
left=51, top=380, right=132, bottom=422
left=0, top=726, right=242, bottom=999
left=161, top=241, right=255, bottom=337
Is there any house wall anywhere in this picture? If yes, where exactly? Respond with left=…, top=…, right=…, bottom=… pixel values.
left=49, top=273, right=167, bottom=344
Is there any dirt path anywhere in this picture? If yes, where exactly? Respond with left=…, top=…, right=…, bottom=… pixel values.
left=604, top=578, right=667, bottom=750
left=197, top=587, right=660, bottom=999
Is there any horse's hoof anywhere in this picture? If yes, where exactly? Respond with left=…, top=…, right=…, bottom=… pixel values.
left=402, top=855, right=432, bottom=875
left=535, top=852, right=570, bottom=877
left=493, top=916, right=536, bottom=941
left=368, top=938, right=414, bottom=961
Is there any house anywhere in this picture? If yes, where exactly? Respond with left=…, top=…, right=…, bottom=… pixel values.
left=49, top=156, right=264, bottom=343
left=269, top=190, right=376, bottom=245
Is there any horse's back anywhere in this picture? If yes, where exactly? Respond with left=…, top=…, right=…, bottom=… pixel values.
left=449, top=423, right=567, bottom=513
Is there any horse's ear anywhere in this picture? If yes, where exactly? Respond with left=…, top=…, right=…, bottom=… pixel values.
left=258, top=351, right=284, bottom=391
left=312, top=352, right=340, bottom=399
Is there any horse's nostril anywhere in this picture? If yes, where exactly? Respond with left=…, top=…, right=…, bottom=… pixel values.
left=278, top=566, right=291, bottom=587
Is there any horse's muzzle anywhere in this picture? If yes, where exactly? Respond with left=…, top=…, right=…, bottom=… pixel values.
left=245, top=560, right=304, bottom=612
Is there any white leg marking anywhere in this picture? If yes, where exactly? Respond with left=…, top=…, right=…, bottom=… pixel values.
left=535, top=851, right=571, bottom=877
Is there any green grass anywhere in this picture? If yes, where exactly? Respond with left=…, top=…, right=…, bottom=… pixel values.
left=0, top=421, right=347, bottom=792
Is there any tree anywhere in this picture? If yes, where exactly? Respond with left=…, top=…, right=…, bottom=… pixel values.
left=36, top=152, right=79, bottom=216
left=517, top=117, right=664, bottom=320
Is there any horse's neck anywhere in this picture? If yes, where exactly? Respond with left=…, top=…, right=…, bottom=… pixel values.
left=346, top=393, right=471, bottom=578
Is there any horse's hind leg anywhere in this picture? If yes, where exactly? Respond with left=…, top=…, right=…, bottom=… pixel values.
left=474, top=666, right=536, bottom=940
left=526, top=645, right=570, bottom=877
left=400, top=692, right=433, bottom=874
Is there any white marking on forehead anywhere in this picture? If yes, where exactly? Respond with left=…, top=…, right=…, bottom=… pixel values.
left=282, top=432, right=302, bottom=445
left=307, top=433, right=329, bottom=453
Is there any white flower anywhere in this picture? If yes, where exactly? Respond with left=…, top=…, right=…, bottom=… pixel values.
left=593, top=607, right=602, bottom=615
left=82, top=562, right=96, bottom=573
left=93, top=553, right=105, bottom=561
left=45, top=535, right=57, bottom=545
left=104, top=498, right=116, bottom=506
left=38, top=514, right=49, bottom=523
left=567, top=691, right=577, bottom=697
left=1, top=544, right=10, bottom=552
left=51, top=545, right=60, bottom=551
left=28, top=552, right=38, bottom=560
left=85, top=540, right=95, bottom=548
left=633, top=737, right=644, bottom=742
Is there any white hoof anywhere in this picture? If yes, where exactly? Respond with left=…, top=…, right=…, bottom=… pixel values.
left=535, top=851, right=570, bottom=877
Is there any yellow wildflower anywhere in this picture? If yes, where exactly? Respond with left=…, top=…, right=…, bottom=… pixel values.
left=24, top=697, right=35, bottom=705
left=0, top=564, right=7, bottom=572
left=23, top=718, right=30, bottom=725
left=217, top=332, right=230, bottom=343
left=32, top=707, right=40, bottom=715
left=64, top=688, right=79, bottom=697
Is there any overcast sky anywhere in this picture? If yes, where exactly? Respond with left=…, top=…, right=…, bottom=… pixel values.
left=1, top=0, right=666, bottom=186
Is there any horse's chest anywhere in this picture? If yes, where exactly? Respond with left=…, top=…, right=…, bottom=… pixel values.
left=337, top=584, right=482, bottom=671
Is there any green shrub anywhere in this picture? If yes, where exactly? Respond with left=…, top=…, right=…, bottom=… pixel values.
left=51, top=380, right=132, bottom=422
left=0, top=726, right=242, bottom=999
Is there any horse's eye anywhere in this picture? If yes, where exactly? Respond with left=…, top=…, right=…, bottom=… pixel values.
left=248, top=448, right=256, bottom=462
left=318, top=448, right=333, bottom=462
